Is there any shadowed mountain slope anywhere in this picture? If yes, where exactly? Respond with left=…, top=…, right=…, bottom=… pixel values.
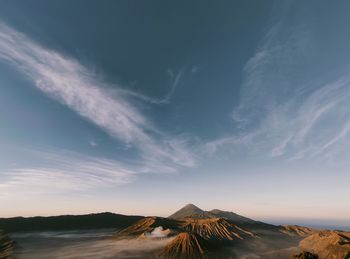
left=291, top=251, right=319, bottom=259
left=0, top=230, right=13, bottom=259
left=209, top=209, right=255, bottom=224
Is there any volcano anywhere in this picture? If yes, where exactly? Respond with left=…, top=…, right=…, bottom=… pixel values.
left=114, top=204, right=261, bottom=258
left=168, top=204, right=207, bottom=220
left=169, top=204, right=255, bottom=224
left=180, top=217, right=257, bottom=241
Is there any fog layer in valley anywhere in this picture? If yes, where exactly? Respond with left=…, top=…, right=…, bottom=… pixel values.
left=12, top=229, right=174, bottom=259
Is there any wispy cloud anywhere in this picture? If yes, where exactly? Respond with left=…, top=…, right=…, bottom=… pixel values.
left=0, top=149, right=136, bottom=195
left=205, top=2, right=350, bottom=164
left=0, top=22, right=196, bottom=191
left=89, top=140, right=97, bottom=147
left=160, top=68, right=184, bottom=104
left=0, top=23, right=195, bottom=173
left=117, top=67, right=185, bottom=105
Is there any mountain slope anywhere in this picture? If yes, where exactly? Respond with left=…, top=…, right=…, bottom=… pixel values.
left=281, top=225, right=317, bottom=237
left=0, top=230, right=13, bottom=258
left=114, top=217, right=180, bottom=239
left=181, top=218, right=257, bottom=241
left=160, top=232, right=206, bottom=259
left=299, top=230, right=350, bottom=259
left=209, top=209, right=255, bottom=224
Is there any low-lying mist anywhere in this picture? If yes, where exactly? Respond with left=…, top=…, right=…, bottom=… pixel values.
left=12, top=230, right=174, bottom=259
left=10, top=227, right=305, bottom=258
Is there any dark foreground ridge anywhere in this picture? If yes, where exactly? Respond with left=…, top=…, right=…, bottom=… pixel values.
left=0, top=212, right=143, bottom=233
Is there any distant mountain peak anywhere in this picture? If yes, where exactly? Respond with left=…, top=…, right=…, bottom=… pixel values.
left=168, top=204, right=204, bottom=219
left=183, top=203, right=202, bottom=210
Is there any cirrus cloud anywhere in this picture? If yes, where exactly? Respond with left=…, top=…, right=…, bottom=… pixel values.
left=0, top=21, right=196, bottom=194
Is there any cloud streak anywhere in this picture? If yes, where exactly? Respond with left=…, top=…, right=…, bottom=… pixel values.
left=0, top=22, right=196, bottom=178
left=0, top=149, right=136, bottom=196
left=206, top=2, right=350, bottom=165
left=117, top=67, right=185, bottom=105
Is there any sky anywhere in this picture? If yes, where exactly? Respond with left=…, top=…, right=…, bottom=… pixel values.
left=0, top=0, right=349, bottom=227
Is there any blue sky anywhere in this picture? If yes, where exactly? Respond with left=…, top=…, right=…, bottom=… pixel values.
left=0, top=1, right=349, bottom=227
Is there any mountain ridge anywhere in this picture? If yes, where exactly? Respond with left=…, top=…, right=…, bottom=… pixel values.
left=2, top=204, right=349, bottom=258
left=0, top=212, right=144, bottom=233
left=169, top=204, right=255, bottom=224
